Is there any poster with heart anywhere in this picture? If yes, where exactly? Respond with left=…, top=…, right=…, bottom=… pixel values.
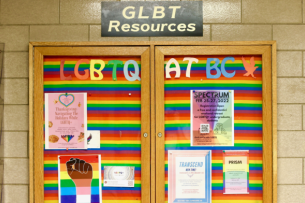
left=45, top=93, right=87, bottom=149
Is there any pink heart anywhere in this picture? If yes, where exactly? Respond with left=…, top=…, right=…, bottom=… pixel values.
left=59, top=94, right=75, bottom=107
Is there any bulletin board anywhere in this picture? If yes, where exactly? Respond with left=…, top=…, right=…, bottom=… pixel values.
left=30, top=41, right=277, bottom=203
left=155, top=45, right=276, bottom=203
left=30, top=46, right=151, bottom=203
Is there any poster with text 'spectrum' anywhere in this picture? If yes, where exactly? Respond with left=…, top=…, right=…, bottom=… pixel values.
left=191, top=90, right=234, bottom=146
left=58, top=155, right=102, bottom=203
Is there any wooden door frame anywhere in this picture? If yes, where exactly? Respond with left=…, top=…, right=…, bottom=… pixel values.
left=30, top=45, right=151, bottom=203
left=155, top=44, right=276, bottom=203
left=29, top=41, right=277, bottom=203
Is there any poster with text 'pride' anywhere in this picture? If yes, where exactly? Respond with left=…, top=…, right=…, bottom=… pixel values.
left=58, top=155, right=102, bottom=203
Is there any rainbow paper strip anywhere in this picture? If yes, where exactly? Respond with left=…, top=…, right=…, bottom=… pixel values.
left=61, top=135, right=74, bottom=143
left=223, top=150, right=249, bottom=194
left=164, top=55, right=263, bottom=203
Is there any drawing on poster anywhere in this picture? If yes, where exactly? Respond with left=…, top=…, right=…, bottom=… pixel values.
left=58, top=155, right=102, bottom=203
left=87, top=130, right=101, bottom=149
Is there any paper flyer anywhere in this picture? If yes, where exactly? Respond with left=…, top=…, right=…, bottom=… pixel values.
left=104, top=166, right=135, bottom=187
left=45, top=93, right=87, bottom=149
left=223, top=150, right=249, bottom=194
left=168, top=150, right=212, bottom=203
left=58, top=155, right=102, bottom=203
left=190, top=90, right=234, bottom=146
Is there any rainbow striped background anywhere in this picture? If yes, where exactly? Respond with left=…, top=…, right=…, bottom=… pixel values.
left=43, top=56, right=142, bottom=203
left=164, top=56, right=263, bottom=203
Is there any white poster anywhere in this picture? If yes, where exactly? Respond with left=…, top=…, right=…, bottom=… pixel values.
left=168, top=150, right=212, bottom=203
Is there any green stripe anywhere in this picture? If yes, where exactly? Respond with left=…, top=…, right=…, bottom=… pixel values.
left=60, top=179, right=100, bottom=187
left=235, top=103, right=262, bottom=107
left=212, top=163, right=223, bottom=167
left=44, top=164, right=58, bottom=168
left=235, top=124, right=262, bottom=128
left=45, top=184, right=58, bottom=188
left=165, top=124, right=190, bottom=128
left=234, top=143, right=262, bottom=147
left=250, top=164, right=262, bottom=168
left=249, top=184, right=262, bottom=187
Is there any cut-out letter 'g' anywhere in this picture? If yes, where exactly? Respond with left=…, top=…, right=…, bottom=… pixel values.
left=124, top=60, right=141, bottom=81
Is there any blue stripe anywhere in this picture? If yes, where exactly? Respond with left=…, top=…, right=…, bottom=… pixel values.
left=165, top=127, right=262, bottom=131
left=88, top=127, right=141, bottom=131
left=165, top=87, right=262, bottom=91
left=165, top=147, right=262, bottom=151
left=44, top=87, right=140, bottom=91
left=87, top=107, right=140, bottom=111
left=44, top=187, right=58, bottom=191
left=165, top=107, right=262, bottom=111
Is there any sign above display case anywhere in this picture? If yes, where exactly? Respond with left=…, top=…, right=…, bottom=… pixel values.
left=101, top=2, right=203, bottom=37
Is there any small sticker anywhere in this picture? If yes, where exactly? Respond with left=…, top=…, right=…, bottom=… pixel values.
left=87, top=130, right=100, bottom=149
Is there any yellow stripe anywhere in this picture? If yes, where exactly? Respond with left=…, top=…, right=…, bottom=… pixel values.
left=101, top=160, right=141, bottom=164
left=250, top=160, right=262, bottom=164
left=235, top=140, right=262, bottom=144
left=44, top=161, right=58, bottom=165
left=44, top=180, right=58, bottom=184
left=235, top=100, right=262, bottom=104
left=88, top=120, right=141, bottom=124
left=88, top=100, right=140, bottom=104
left=60, top=171, right=100, bottom=179
left=165, top=100, right=190, bottom=104
left=44, top=201, right=58, bottom=203
left=165, top=80, right=262, bottom=84
left=165, top=120, right=190, bottom=124
left=44, top=81, right=140, bottom=85
left=165, top=140, right=190, bottom=144
left=44, top=60, right=141, bottom=65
